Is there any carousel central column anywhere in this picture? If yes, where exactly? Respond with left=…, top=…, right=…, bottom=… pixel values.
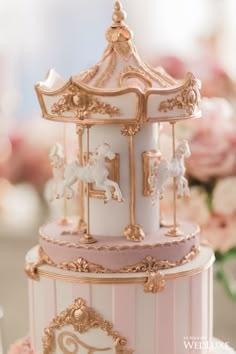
left=122, top=125, right=145, bottom=242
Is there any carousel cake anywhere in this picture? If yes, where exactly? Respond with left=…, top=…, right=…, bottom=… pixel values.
left=9, top=2, right=236, bottom=354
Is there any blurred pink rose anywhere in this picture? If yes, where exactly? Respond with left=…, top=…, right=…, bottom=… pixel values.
left=201, top=214, right=236, bottom=253
left=8, top=337, right=36, bottom=354
left=0, top=132, right=51, bottom=192
left=186, top=97, right=236, bottom=181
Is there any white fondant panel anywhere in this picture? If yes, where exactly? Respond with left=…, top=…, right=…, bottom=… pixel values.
left=28, top=280, right=35, bottom=350
left=32, top=279, right=44, bottom=351
left=43, top=92, right=140, bottom=120
left=147, top=93, right=187, bottom=119
left=175, top=277, right=190, bottom=354
left=135, top=285, right=156, bottom=353
left=91, top=284, right=113, bottom=322
left=55, top=280, right=73, bottom=314
left=202, top=269, right=209, bottom=341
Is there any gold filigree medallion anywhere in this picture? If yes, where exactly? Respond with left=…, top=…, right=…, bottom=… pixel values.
left=51, top=84, right=120, bottom=119
left=158, top=74, right=201, bottom=115
left=24, top=245, right=200, bottom=278
left=42, top=298, right=133, bottom=354
left=144, top=271, right=166, bottom=293
left=121, top=124, right=141, bottom=136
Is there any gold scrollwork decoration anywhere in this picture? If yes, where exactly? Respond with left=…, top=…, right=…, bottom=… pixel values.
left=121, top=124, right=141, bottom=136
left=42, top=298, right=133, bottom=354
left=50, top=84, right=120, bottom=119
left=33, top=245, right=200, bottom=275
left=25, top=258, right=45, bottom=281
left=58, top=331, right=111, bottom=353
left=95, top=51, right=117, bottom=88
left=158, top=74, right=201, bottom=115
left=75, top=64, right=100, bottom=84
left=119, top=65, right=152, bottom=88
left=144, top=271, right=166, bottom=293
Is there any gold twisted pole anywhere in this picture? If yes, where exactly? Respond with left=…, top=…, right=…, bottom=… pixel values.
left=59, top=124, right=70, bottom=225
left=80, top=126, right=97, bottom=244
left=123, top=125, right=145, bottom=242
left=165, top=122, right=183, bottom=237
left=76, top=125, right=86, bottom=232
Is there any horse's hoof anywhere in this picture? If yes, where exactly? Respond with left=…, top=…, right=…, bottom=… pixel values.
left=104, top=200, right=108, bottom=204
left=119, top=198, right=125, bottom=203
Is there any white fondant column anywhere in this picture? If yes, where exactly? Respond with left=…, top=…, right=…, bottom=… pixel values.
left=112, top=284, right=136, bottom=348
left=85, top=124, right=159, bottom=236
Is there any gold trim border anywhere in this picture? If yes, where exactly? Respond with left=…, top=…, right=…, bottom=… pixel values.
left=36, top=252, right=215, bottom=283
left=31, top=244, right=199, bottom=276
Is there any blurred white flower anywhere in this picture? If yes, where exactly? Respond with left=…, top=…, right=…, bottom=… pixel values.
left=201, top=97, right=233, bottom=122
left=177, top=186, right=210, bottom=226
left=0, top=180, right=41, bottom=236
left=162, top=185, right=210, bottom=226
left=212, top=177, right=236, bottom=216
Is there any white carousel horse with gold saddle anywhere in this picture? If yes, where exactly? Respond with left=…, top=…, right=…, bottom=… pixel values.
left=49, top=142, right=124, bottom=203
left=150, top=140, right=191, bottom=204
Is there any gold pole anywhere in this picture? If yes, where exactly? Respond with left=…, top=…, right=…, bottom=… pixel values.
left=130, top=134, right=135, bottom=225
left=76, top=125, right=86, bottom=232
left=157, top=122, right=161, bottom=152
left=59, top=124, right=70, bottom=225
left=80, top=126, right=97, bottom=244
left=158, top=122, right=167, bottom=227
left=165, top=122, right=183, bottom=237
left=124, top=127, right=144, bottom=242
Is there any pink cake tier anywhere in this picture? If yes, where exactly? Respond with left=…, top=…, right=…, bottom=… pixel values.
left=38, top=217, right=200, bottom=273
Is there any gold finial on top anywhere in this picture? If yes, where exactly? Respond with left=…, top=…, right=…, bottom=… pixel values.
left=112, top=1, right=126, bottom=25
left=106, top=1, right=132, bottom=45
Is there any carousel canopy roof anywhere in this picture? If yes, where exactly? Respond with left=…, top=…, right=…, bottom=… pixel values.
left=35, top=1, right=201, bottom=125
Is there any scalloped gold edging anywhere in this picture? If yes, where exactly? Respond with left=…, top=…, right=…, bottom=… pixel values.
left=39, top=223, right=200, bottom=250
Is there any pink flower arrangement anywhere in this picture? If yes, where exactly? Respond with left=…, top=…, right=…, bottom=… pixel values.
left=0, top=132, right=51, bottom=192
left=186, top=98, right=236, bottom=182
left=8, top=337, right=36, bottom=354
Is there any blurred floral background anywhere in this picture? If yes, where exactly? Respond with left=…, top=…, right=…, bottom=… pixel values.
left=1, top=0, right=236, bottom=353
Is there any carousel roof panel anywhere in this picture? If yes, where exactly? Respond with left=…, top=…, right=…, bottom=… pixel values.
left=35, top=1, right=201, bottom=124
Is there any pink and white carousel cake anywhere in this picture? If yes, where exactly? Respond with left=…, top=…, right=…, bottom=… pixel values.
left=9, top=2, right=236, bottom=354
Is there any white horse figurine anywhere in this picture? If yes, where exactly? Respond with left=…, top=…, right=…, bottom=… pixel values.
left=48, top=143, right=65, bottom=201
left=150, top=140, right=191, bottom=204
left=50, top=143, right=124, bottom=203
